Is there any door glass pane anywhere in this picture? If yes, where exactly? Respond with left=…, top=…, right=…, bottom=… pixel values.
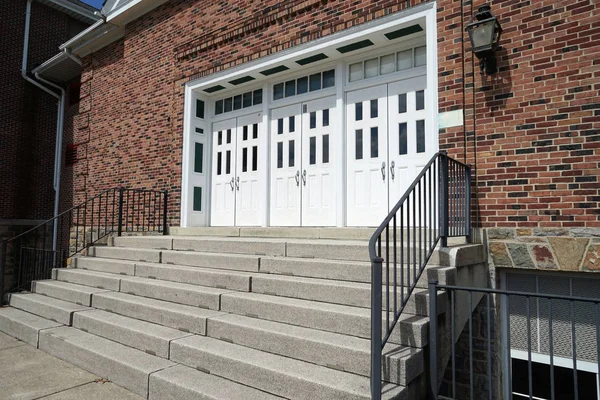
left=253, top=123, right=258, bottom=139
left=399, top=123, right=408, bottom=155
left=289, top=140, right=295, bottom=167
left=226, top=129, right=232, bottom=144
left=380, top=54, right=395, bottom=75
left=309, top=137, right=316, bottom=165
left=349, top=62, right=363, bottom=82
left=370, top=127, right=378, bottom=158
left=323, top=134, right=329, bottom=164
left=355, top=129, right=363, bottom=160
left=243, top=92, right=252, bottom=108
left=365, top=58, right=378, bottom=78
left=252, top=146, right=258, bottom=171
left=398, top=94, right=407, bottom=114
left=285, top=80, right=296, bottom=97
left=355, top=102, right=363, bottom=121
left=415, top=46, right=427, bottom=67
left=243, top=125, right=248, bottom=141
left=193, top=187, right=202, bottom=211
left=323, top=69, right=335, bottom=88
left=253, top=89, right=263, bottom=105
left=309, top=73, right=321, bottom=91
left=274, top=83, right=284, bottom=100
left=310, top=112, right=316, bottom=129
left=289, top=116, right=295, bottom=133
left=297, top=77, right=308, bottom=94
left=278, top=118, right=284, bottom=134
left=323, top=109, right=329, bottom=127
left=224, top=97, right=233, bottom=112
left=416, top=90, right=425, bottom=110
left=226, top=150, right=231, bottom=174
left=218, top=131, right=222, bottom=145
left=196, top=99, right=205, bottom=119
left=242, top=147, right=248, bottom=172
left=277, top=142, right=283, bottom=168
left=370, top=99, right=378, bottom=118
left=397, top=49, right=413, bottom=70
left=195, top=127, right=204, bottom=134
left=233, top=95, right=242, bottom=110
left=194, top=143, right=203, bottom=173
left=217, top=152, right=222, bottom=175
left=416, top=120, right=425, bottom=153
left=215, top=100, right=224, bottom=115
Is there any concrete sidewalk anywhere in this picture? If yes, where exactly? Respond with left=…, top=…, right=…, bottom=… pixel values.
left=0, top=332, right=142, bottom=400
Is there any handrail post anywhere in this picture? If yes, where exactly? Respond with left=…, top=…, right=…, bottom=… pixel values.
left=0, top=240, right=6, bottom=305
left=117, top=187, right=124, bottom=237
left=439, top=151, right=449, bottom=247
left=162, top=190, right=168, bottom=236
left=466, top=164, right=472, bottom=243
left=428, top=280, right=439, bottom=399
left=371, top=256, right=383, bottom=400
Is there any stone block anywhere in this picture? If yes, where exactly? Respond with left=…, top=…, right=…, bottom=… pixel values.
left=548, top=237, right=589, bottom=271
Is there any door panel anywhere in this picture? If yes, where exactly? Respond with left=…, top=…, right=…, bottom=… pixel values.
left=235, top=113, right=263, bottom=226
left=210, top=119, right=237, bottom=226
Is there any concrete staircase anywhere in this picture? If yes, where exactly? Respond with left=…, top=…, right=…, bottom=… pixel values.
left=0, top=228, right=484, bottom=399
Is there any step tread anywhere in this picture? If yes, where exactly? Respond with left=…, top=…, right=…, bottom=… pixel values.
left=10, top=293, right=91, bottom=313
left=121, top=275, right=237, bottom=295
left=135, top=261, right=254, bottom=278
left=34, top=279, right=112, bottom=295
left=0, top=306, right=62, bottom=330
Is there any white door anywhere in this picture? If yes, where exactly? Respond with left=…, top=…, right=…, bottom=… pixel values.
left=210, top=119, right=236, bottom=226
left=301, top=96, right=337, bottom=226
left=235, top=114, right=263, bottom=226
left=346, top=85, right=389, bottom=227
left=270, top=104, right=302, bottom=226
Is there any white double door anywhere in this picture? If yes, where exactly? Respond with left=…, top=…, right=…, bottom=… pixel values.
left=346, top=76, right=432, bottom=226
left=210, top=113, right=263, bottom=226
left=270, top=96, right=337, bottom=226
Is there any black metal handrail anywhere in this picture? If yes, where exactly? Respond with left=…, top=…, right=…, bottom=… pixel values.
left=0, top=187, right=168, bottom=303
left=369, top=151, right=471, bottom=399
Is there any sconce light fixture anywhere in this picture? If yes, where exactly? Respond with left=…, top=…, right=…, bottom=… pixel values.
left=466, top=4, right=503, bottom=75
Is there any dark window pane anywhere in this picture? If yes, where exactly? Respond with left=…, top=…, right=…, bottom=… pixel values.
left=398, top=93, right=407, bottom=113
left=226, top=150, right=231, bottom=174
left=217, top=152, right=222, bottom=175
left=233, top=95, right=242, bottom=110
left=224, top=97, right=233, bottom=112
left=309, top=73, right=321, bottom=91
left=323, top=69, right=335, bottom=88
left=243, top=92, right=252, bottom=108
left=277, top=142, right=283, bottom=168
left=370, top=99, right=378, bottom=118
left=289, top=116, right=295, bottom=133
left=323, top=134, right=329, bottom=164
left=215, top=100, right=223, bottom=115
left=226, top=129, right=232, bottom=144
left=355, top=130, right=363, bottom=160
left=416, top=120, right=425, bottom=153
left=285, top=80, right=296, bottom=97
left=243, top=125, right=248, bottom=141
left=278, top=118, right=284, bottom=135
left=252, top=146, right=258, bottom=171
left=193, top=187, right=202, bottom=211
left=253, top=89, right=263, bottom=105
left=297, top=77, right=308, bottom=94
left=370, top=127, right=378, bottom=158
left=399, top=123, right=408, bottom=155
left=323, top=109, right=329, bottom=126
left=194, top=142, right=203, bottom=173
left=273, top=83, right=284, bottom=100
left=416, top=90, right=425, bottom=110
left=289, top=140, right=295, bottom=167
left=309, top=137, right=316, bottom=165
left=196, top=99, right=205, bottom=119
left=242, top=147, right=248, bottom=172
left=195, top=127, right=204, bottom=134
left=253, top=123, right=258, bottom=139
left=310, top=112, right=316, bottom=129
left=355, top=102, right=363, bottom=121
left=218, top=131, right=222, bottom=145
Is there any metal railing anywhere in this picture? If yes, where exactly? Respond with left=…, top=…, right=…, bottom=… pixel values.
left=429, top=283, right=600, bottom=400
left=0, top=188, right=168, bottom=303
left=369, top=151, right=472, bottom=399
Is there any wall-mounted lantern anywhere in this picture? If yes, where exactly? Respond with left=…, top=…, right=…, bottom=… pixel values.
left=466, top=4, right=503, bottom=75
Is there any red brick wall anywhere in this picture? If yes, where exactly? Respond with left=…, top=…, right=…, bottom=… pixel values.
left=72, top=0, right=599, bottom=229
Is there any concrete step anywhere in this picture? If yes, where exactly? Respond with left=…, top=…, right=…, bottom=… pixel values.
left=54, top=268, right=122, bottom=291
left=32, top=280, right=111, bottom=306
left=206, top=313, right=423, bottom=386
left=89, top=245, right=161, bottom=263
left=135, top=262, right=252, bottom=291
left=74, top=257, right=136, bottom=275
left=113, top=236, right=173, bottom=250
left=72, top=309, right=191, bottom=358
left=0, top=307, right=62, bottom=347
left=39, top=326, right=174, bottom=397
left=162, top=250, right=260, bottom=272
left=220, top=292, right=428, bottom=347
left=8, top=293, right=90, bottom=325
left=170, top=335, right=405, bottom=400
left=172, top=237, right=287, bottom=256
left=119, top=276, right=233, bottom=310
left=170, top=226, right=376, bottom=240
left=260, top=256, right=373, bottom=282
left=149, top=364, right=284, bottom=400
left=91, top=292, right=225, bottom=335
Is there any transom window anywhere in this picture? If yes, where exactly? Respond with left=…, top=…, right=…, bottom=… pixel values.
left=348, top=45, right=426, bottom=83
left=273, top=69, right=335, bottom=101
left=215, top=89, right=263, bottom=116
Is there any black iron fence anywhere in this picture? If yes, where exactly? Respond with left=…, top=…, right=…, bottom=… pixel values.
left=368, top=151, right=472, bottom=399
left=429, top=283, right=600, bottom=400
left=0, top=188, right=168, bottom=303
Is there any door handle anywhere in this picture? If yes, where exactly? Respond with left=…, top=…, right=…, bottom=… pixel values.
left=229, top=177, right=235, bottom=191
left=302, top=170, right=307, bottom=186
left=381, top=162, right=386, bottom=181
left=295, top=170, right=300, bottom=187
left=390, top=161, right=395, bottom=181
left=235, top=176, right=240, bottom=191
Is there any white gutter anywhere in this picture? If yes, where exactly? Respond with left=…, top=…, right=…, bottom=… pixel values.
left=46, top=0, right=100, bottom=23
left=59, top=18, right=105, bottom=50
